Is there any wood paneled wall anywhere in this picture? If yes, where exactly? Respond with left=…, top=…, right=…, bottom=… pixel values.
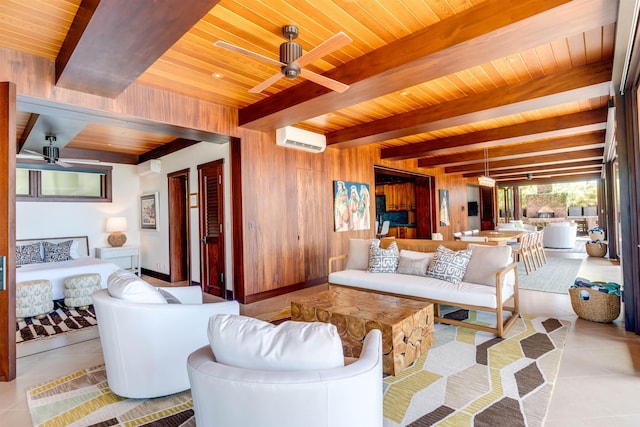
left=236, top=129, right=474, bottom=302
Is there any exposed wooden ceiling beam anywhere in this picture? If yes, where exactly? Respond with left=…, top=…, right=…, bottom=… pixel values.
left=328, top=62, right=612, bottom=148
left=443, top=148, right=604, bottom=174
left=381, top=108, right=608, bottom=160
left=238, top=0, right=616, bottom=131
left=138, top=138, right=208, bottom=163
left=56, top=0, right=221, bottom=97
left=465, top=160, right=603, bottom=178
left=498, top=170, right=603, bottom=184
left=60, top=147, right=137, bottom=165
left=418, top=132, right=605, bottom=168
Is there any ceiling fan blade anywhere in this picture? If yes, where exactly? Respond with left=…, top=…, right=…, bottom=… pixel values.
left=299, top=69, right=349, bottom=93
left=55, top=159, right=73, bottom=168
left=213, top=41, right=285, bottom=68
left=295, top=32, right=352, bottom=68
left=249, top=72, right=285, bottom=93
left=22, top=149, right=45, bottom=157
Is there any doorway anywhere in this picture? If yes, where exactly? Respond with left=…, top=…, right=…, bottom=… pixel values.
left=167, top=169, right=190, bottom=284
left=197, top=159, right=225, bottom=297
left=374, top=166, right=435, bottom=239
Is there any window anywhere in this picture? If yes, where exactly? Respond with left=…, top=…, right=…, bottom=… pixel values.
left=16, top=162, right=112, bottom=202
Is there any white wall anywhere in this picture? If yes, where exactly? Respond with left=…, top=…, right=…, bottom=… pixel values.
left=466, top=185, right=481, bottom=231
left=16, top=163, right=141, bottom=255
left=138, top=141, right=231, bottom=288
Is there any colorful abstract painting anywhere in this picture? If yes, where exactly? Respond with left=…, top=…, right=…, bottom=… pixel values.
left=334, top=180, right=371, bottom=232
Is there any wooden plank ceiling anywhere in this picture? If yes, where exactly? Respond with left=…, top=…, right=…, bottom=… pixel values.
left=0, top=0, right=619, bottom=184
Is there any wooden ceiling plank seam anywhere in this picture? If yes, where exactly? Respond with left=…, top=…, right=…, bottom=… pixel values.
left=327, top=62, right=612, bottom=148
left=239, top=0, right=615, bottom=130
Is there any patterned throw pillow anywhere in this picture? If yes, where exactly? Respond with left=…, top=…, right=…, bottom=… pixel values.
left=43, top=240, right=73, bottom=263
left=368, top=240, right=399, bottom=273
left=16, top=242, right=43, bottom=266
left=426, top=245, right=472, bottom=284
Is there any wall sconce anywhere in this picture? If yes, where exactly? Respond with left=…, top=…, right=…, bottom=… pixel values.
left=106, top=217, right=128, bottom=247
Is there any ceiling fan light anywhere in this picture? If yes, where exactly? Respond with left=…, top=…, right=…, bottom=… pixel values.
left=478, top=175, right=495, bottom=187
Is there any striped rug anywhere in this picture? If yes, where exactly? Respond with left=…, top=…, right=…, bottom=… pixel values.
left=26, top=312, right=568, bottom=427
left=17, top=300, right=97, bottom=344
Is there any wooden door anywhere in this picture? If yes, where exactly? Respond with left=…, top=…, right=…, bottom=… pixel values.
left=415, top=176, right=436, bottom=238
left=480, top=186, right=496, bottom=230
left=167, top=170, right=189, bottom=283
left=198, top=160, right=225, bottom=297
left=296, top=169, right=327, bottom=280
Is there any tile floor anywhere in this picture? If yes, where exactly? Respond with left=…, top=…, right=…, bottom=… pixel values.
left=1, top=249, right=638, bottom=426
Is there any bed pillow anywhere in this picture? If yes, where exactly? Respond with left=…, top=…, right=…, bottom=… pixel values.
left=345, top=238, right=375, bottom=270
left=107, top=269, right=167, bottom=304
left=208, top=314, right=344, bottom=371
left=426, top=245, right=472, bottom=284
left=43, top=240, right=73, bottom=262
left=69, top=240, right=80, bottom=259
left=368, top=240, right=399, bottom=273
left=16, top=242, right=43, bottom=266
left=463, top=244, right=513, bottom=287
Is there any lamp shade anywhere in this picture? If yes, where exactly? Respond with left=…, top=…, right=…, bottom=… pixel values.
left=106, top=217, right=128, bottom=232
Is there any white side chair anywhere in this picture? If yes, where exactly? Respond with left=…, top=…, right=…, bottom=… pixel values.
left=376, top=220, right=390, bottom=238
left=188, top=327, right=383, bottom=427
left=93, top=286, right=240, bottom=398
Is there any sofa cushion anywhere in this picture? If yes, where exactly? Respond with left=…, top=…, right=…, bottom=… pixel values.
left=345, top=238, right=375, bottom=270
left=328, top=270, right=514, bottom=309
left=107, top=269, right=167, bottom=304
left=463, top=244, right=512, bottom=287
left=426, top=245, right=472, bottom=284
left=208, top=314, right=344, bottom=371
left=368, top=240, right=399, bottom=273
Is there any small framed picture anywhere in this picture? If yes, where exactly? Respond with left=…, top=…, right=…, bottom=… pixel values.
left=140, top=192, right=159, bottom=230
left=189, top=193, right=198, bottom=208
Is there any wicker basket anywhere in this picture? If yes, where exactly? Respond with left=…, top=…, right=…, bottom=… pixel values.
left=585, top=242, right=607, bottom=257
left=569, top=287, right=620, bottom=323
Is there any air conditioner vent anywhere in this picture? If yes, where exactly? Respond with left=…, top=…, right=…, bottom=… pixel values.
left=276, top=126, right=326, bottom=153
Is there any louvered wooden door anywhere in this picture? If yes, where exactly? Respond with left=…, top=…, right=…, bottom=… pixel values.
left=198, top=160, right=225, bottom=297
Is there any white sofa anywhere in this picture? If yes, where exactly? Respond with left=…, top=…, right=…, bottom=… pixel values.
left=543, top=222, right=577, bottom=248
left=187, top=317, right=383, bottom=427
left=328, top=239, right=520, bottom=338
left=93, top=272, right=240, bottom=398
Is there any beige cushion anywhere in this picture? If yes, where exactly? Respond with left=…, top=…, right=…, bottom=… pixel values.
left=208, top=314, right=344, bottom=371
left=345, top=238, right=375, bottom=270
left=397, top=249, right=432, bottom=276
left=107, top=270, right=167, bottom=304
left=463, top=244, right=512, bottom=287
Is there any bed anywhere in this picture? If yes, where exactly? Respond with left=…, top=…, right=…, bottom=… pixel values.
left=16, top=236, right=122, bottom=301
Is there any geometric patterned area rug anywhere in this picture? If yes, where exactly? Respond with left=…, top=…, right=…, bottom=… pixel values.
left=25, top=310, right=569, bottom=427
left=26, top=364, right=194, bottom=427
left=16, top=300, right=97, bottom=344
left=383, top=310, right=570, bottom=427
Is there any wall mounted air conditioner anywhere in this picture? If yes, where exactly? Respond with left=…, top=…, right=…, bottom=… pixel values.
left=276, top=126, right=326, bottom=153
left=137, top=159, right=161, bottom=176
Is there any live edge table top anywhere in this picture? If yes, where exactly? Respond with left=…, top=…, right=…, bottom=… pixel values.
left=290, top=286, right=434, bottom=375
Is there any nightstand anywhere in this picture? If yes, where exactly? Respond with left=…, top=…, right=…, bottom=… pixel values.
left=95, top=246, right=140, bottom=276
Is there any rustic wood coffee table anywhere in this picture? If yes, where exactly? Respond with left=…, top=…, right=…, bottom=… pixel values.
left=291, top=286, right=434, bottom=375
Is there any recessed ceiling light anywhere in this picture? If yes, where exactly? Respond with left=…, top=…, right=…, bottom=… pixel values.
left=212, top=72, right=223, bottom=79
left=400, top=91, right=409, bottom=96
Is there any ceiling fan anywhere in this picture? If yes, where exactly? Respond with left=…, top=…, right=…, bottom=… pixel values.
left=19, top=136, right=99, bottom=167
left=214, top=25, right=352, bottom=93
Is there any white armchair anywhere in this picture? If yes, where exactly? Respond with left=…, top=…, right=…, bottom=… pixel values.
left=93, top=287, right=239, bottom=398
left=187, top=328, right=383, bottom=427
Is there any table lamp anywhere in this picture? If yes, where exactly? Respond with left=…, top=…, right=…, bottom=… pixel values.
left=106, top=217, right=128, bottom=247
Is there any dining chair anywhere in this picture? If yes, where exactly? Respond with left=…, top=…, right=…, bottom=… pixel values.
left=376, top=220, right=390, bottom=238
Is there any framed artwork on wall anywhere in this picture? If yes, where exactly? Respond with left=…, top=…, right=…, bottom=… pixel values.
left=333, top=180, right=371, bottom=232
left=140, top=192, right=159, bottom=230
left=439, top=189, right=450, bottom=226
